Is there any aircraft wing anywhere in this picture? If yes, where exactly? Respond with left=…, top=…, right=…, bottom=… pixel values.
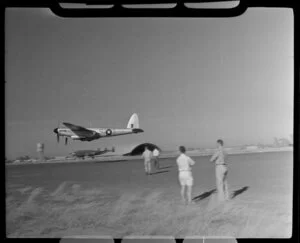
left=63, top=122, right=96, bottom=138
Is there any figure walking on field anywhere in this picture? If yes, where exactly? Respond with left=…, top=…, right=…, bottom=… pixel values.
left=142, top=146, right=152, bottom=175
left=176, top=146, right=196, bottom=205
left=153, top=148, right=160, bottom=170
left=210, top=139, right=229, bottom=202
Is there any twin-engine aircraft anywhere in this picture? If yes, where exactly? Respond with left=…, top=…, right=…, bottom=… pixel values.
left=53, top=113, right=143, bottom=145
left=69, top=147, right=115, bottom=159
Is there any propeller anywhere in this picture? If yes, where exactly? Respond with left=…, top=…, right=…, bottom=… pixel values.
left=53, top=127, right=60, bottom=143
left=112, top=147, right=115, bottom=152
left=65, top=137, right=68, bottom=145
left=53, top=121, right=61, bottom=144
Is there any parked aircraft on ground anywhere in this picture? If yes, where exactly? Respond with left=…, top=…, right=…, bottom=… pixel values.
left=69, top=147, right=115, bottom=159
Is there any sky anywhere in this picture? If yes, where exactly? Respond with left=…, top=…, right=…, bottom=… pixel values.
left=5, top=7, right=293, bottom=159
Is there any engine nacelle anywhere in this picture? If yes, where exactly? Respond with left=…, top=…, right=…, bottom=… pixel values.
left=71, top=135, right=81, bottom=140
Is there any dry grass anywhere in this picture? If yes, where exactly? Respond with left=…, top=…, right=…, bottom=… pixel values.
left=6, top=181, right=291, bottom=238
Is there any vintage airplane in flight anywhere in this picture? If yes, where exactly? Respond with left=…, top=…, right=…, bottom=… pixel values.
left=68, top=147, right=115, bottom=160
left=53, top=113, right=143, bottom=145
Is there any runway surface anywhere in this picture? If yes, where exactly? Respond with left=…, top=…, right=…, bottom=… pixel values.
left=6, top=151, right=293, bottom=238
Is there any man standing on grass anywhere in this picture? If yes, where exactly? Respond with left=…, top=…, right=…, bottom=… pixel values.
left=153, top=148, right=160, bottom=170
left=142, top=146, right=152, bottom=175
left=176, top=145, right=196, bottom=205
left=210, top=139, right=229, bottom=202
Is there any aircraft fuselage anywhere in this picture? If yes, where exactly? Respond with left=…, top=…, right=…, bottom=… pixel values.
left=56, top=127, right=143, bottom=141
left=53, top=113, right=143, bottom=144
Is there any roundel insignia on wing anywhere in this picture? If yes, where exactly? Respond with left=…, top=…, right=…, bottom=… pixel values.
left=106, top=129, right=112, bottom=136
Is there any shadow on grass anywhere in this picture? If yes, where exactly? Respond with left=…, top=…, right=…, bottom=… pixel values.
left=93, top=159, right=129, bottom=163
left=193, top=189, right=216, bottom=202
left=158, top=165, right=173, bottom=170
left=231, top=186, right=249, bottom=199
left=149, top=170, right=170, bottom=175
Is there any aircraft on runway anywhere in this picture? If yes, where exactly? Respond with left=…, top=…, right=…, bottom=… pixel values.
left=53, top=113, right=143, bottom=145
left=69, top=147, right=115, bottom=159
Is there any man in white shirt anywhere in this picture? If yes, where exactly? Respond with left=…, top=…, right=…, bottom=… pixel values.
left=210, top=139, right=229, bottom=201
left=153, top=148, right=160, bottom=170
left=142, top=146, right=152, bottom=175
left=176, top=146, right=196, bottom=204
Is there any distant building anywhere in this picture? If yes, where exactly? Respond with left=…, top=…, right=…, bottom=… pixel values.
left=273, top=137, right=291, bottom=147
left=278, top=138, right=290, bottom=147
left=257, top=143, right=265, bottom=149
left=246, top=145, right=258, bottom=151
left=273, top=137, right=280, bottom=147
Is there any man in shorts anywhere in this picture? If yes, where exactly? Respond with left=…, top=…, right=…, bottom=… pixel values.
left=142, top=146, right=152, bottom=175
left=176, top=146, right=196, bottom=204
left=153, top=148, right=160, bottom=170
left=210, top=139, right=229, bottom=202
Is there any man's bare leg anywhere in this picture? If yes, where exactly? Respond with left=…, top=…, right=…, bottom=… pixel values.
left=148, top=161, right=151, bottom=175
left=223, top=173, right=229, bottom=200
left=216, top=167, right=224, bottom=201
left=181, top=185, right=186, bottom=204
left=187, top=185, right=194, bottom=204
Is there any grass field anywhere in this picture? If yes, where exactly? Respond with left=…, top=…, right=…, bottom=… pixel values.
left=6, top=151, right=293, bottom=238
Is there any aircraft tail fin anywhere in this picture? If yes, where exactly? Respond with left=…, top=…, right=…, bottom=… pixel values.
left=127, top=113, right=139, bottom=129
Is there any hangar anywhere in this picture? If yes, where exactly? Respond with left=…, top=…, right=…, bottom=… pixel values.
left=123, top=143, right=161, bottom=156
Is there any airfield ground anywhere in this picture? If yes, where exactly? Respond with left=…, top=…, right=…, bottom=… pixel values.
left=6, top=151, right=292, bottom=238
